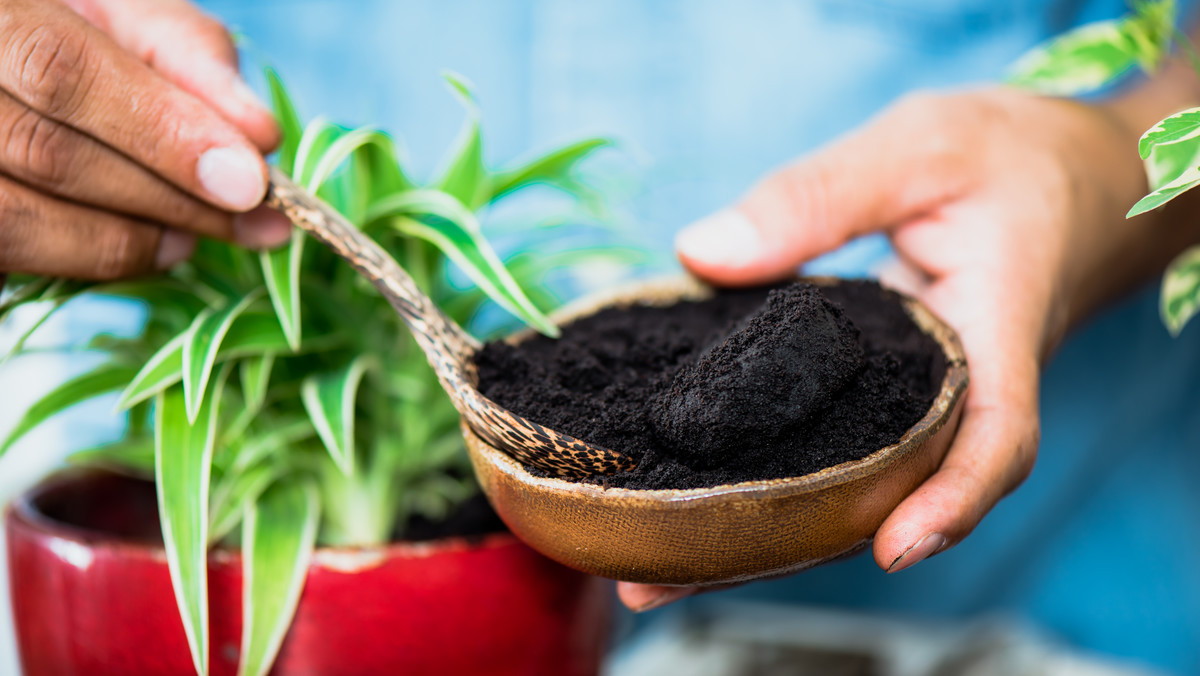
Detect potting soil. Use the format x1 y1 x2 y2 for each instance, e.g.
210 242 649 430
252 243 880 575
474 280 946 489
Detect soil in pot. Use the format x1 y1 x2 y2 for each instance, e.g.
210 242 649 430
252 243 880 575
474 280 947 489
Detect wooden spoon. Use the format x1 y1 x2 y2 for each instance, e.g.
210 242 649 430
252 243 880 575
264 168 636 479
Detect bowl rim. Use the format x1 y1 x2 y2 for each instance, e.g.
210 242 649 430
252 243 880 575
469 274 969 504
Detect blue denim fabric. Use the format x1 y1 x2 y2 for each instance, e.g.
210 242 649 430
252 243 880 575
195 2 1200 672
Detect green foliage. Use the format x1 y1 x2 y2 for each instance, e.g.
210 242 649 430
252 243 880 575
1008 0 1175 95
155 367 230 676
238 481 319 676
1010 0 1200 335
1161 244 1200 335
0 67 639 676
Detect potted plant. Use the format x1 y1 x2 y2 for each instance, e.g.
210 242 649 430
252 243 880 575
1 68 641 676
1010 0 1200 335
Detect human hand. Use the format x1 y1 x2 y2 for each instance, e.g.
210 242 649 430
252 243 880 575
621 87 1169 611
0 0 287 281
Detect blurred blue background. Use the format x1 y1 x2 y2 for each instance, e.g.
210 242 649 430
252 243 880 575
3 0 1200 674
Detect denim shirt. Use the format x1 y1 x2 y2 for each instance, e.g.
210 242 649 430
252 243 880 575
59 0 1200 672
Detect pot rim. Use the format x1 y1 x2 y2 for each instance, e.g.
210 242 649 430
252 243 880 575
471 274 969 503
5 468 516 566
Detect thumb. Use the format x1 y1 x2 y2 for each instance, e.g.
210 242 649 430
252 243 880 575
676 94 968 286
68 0 280 153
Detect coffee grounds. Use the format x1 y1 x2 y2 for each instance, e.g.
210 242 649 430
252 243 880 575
474 280 947 489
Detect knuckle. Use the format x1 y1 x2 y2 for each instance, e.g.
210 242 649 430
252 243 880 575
93 224 150 280
891 91 969 171
11 23 92 118
4 107 73 189
191 16 237 58
0 186 33 270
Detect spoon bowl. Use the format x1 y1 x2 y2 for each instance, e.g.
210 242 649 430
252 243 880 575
464 276 968 585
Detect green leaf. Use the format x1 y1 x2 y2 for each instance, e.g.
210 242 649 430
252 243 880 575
1127 166 1200 216
69 437 155 475
1008 20 1139 95
1139 108 1200 158
435 71 489 209
0 277 53 324
183 290 263 423
240 354 275 414
305 128 398 195
155 365 231 676
490 138 611 200
1125 0 1175 71
293 117 346 185
0 364 137 457
231 418 317 473
1137 108 1200 191
118 313 291 411
301 357 372 476
117 332 189 411
265 67 303 176
1161 244 1200 335
238 481 319 676
208 462 283 545
1144 138 1200 191
262 117 359 350
367 193 559 336
260 235 304 352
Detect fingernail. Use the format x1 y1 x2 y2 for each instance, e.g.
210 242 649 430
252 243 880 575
234 206 293 249
155 230 197 269
675 210 765 268
197 146 267 212
887 532 947 574
632 587 694 613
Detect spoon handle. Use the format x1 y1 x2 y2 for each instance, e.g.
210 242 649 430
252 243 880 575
265 168 638 478
264 168 480 367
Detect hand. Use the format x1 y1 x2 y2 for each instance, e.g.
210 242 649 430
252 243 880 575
0 0 288 281
621 87 1176 611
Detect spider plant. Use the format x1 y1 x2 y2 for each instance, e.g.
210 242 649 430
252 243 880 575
0 69 643 676
1010 0 1200 335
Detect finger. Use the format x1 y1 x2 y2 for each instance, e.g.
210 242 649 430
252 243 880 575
0 0 268 212
0 174 195 279
617 583 696 612
66 0 279 152
873 296 1041 572
0 89 227 236
676 92 975 286
0 90 290 247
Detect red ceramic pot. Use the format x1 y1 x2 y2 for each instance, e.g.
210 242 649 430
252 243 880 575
6 470 612 675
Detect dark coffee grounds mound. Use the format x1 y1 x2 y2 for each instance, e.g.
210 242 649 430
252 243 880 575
474 280 947 489
651 284 864 468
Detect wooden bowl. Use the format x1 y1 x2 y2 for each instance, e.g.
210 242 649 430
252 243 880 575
464 276 969 585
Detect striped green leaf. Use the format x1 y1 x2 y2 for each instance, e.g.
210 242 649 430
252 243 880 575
491 137 611 200
183 290 263 423
118 314 290 411
301 357 371 476
155 364 231 676
1161 244 1200 336
436 71 489 209
238 481 319 676
0 364 138 457
265 67 303 176
367 192 558 336
240 354 275 414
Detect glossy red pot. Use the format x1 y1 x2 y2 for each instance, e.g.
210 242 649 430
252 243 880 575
6 470 612 675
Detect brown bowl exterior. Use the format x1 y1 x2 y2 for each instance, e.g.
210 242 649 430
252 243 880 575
465 276 969 585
